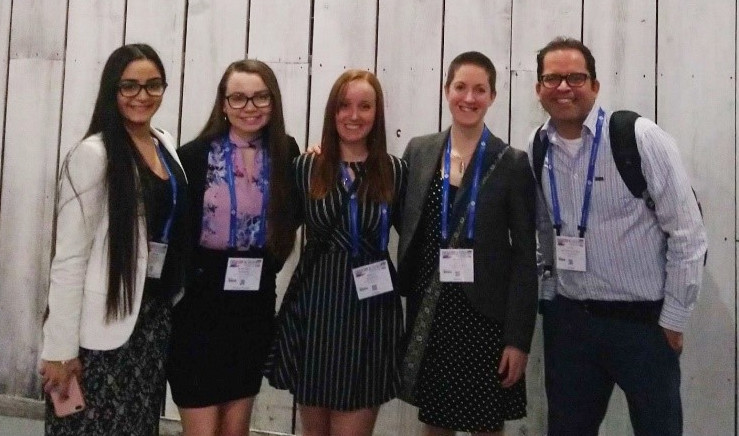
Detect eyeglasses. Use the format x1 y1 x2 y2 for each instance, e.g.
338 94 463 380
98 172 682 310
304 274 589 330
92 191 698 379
118 79 167 97
539 73 590 89
225 92 272 109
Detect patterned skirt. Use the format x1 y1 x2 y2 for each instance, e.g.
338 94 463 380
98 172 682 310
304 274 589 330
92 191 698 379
45 290 171 436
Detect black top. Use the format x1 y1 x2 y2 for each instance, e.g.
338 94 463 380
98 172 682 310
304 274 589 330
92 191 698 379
136 146 189 298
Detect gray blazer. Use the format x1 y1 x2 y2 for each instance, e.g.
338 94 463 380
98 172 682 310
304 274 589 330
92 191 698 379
397 129 538 352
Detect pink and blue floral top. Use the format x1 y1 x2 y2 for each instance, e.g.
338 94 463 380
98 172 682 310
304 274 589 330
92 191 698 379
200 130 267 250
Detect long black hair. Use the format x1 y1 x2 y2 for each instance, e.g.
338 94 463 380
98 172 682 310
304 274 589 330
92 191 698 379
84 43 166 321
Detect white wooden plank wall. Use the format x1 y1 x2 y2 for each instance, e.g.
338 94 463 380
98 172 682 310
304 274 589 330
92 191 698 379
59 1 125 171
0 1 12 174
0 2 736 435
179 0 249 143
125 0 187 139
441 0 512 144
0 0 67 396
657 2 736 435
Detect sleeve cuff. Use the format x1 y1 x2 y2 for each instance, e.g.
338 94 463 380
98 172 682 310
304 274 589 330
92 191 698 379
540 275 557 300
658 296 694 332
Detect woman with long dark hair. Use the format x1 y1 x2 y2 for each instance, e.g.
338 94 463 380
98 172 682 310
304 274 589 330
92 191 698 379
265 69 407 436
167 59 300 436
39 43 188 435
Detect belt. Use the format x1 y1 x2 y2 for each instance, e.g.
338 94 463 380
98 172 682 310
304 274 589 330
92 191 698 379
556 295 663 324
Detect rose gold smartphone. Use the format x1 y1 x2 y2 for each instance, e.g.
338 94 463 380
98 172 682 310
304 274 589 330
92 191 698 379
49 375 86 417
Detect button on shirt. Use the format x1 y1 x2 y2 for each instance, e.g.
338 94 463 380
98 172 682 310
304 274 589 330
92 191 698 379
531 105 707 332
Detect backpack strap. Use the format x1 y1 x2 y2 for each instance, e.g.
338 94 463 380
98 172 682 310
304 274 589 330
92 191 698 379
609 110 655 210
532 126 546 187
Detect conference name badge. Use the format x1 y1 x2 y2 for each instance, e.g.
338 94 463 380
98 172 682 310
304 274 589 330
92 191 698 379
555 236 587 272
352 260 394 300
439 248 474 282
224 257 263 291
146 241 168 279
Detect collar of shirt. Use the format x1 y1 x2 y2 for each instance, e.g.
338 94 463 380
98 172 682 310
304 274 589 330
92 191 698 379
538 104 603 151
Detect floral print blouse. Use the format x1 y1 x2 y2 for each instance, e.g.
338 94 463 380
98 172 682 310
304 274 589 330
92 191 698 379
200 130 267 250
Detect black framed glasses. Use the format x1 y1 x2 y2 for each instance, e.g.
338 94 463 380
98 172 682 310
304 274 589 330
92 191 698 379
539 73 590 89
118 79 167 97
226 92 272 109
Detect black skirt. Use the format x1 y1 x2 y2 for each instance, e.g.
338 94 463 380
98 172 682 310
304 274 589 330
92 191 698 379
167 246 277 408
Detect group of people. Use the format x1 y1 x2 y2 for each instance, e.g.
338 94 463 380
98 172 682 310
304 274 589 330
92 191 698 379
38 35 706 436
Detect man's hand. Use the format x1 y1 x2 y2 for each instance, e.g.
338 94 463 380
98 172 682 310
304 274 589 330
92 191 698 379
498 346 528 388
662 328 683 354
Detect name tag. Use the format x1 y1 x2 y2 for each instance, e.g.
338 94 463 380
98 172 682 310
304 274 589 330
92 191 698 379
439 249 474 282
147 241 168 279
224 257 263 291
352 260 394 300
555 236 587 272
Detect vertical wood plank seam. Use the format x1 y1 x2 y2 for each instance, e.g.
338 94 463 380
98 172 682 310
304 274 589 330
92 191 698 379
506 0 514 144
304 0 317 153
245 0 251 57
654 0 659 124
579 0 585 41
437 0 445 133
734 1 738 434
373 0 380 74
0 0 14 211
176 0 190 146
49 0 72 269
122 0 128 46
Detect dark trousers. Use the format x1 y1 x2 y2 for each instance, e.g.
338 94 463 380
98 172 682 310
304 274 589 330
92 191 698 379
542 296 682 436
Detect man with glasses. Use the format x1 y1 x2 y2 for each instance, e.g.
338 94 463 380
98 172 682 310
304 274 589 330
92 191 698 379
529 37 706 436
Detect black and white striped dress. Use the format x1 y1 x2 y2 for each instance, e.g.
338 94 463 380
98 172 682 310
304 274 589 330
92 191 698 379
265 154 407 410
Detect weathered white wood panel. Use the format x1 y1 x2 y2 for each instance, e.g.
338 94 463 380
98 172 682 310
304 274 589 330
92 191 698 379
377 0 444 158
583 0 656 118
0 0 12 173
309 0 377 147
441 0 512 144
125 0 187 140
59 1 125 166
248 0 311 147
376 2 444 434
246 2 312 433
658 2 736 435
509 0 581 152
0 0 67 395
509 2 580 434
179 0 249 143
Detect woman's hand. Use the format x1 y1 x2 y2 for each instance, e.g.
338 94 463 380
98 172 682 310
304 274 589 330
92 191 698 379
305 143 322 155
40 358 82 397
497 346 528 389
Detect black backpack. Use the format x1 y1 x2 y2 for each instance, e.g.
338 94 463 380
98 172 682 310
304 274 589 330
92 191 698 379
532 110 706 264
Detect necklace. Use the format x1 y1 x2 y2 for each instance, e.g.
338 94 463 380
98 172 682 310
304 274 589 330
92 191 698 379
450 149 473 173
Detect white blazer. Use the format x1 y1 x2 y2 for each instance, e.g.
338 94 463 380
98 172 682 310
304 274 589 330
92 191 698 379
41 128 185 361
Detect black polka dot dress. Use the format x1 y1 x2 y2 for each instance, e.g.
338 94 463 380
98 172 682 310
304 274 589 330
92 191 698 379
407 175 527 433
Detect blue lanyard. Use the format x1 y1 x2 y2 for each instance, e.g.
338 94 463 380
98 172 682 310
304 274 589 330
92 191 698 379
340 163 389 257
154 144 178 244
223 138 270 249
545 108 605 238
441 126 490 242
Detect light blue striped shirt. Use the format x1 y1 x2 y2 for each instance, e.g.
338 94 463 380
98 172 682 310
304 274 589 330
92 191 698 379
530 105 707 332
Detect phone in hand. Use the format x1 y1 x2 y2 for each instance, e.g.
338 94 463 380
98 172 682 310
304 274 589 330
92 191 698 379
49 375 85 417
